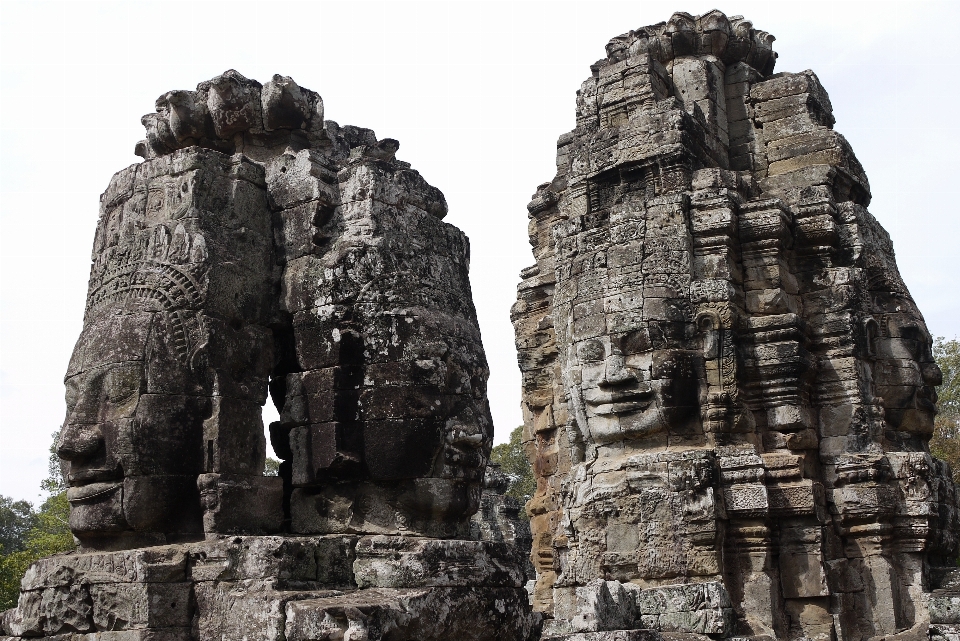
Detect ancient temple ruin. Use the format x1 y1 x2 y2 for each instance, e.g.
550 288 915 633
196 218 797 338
1 70 536 640
2 9 959 641
512 9 960 641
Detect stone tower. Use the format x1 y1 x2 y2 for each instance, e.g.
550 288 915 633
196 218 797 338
2 72 536 641
512 11 959 641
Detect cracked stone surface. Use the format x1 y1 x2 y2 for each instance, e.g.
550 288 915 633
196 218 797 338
1 536 537 640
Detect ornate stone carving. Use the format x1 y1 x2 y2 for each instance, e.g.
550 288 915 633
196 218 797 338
2 72 535 641
57 70 495 548
513 11 958 641
59 150 278 550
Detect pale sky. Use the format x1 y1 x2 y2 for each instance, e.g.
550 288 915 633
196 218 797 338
2 0 958 503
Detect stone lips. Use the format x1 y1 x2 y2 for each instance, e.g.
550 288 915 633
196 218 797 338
513 8 958 641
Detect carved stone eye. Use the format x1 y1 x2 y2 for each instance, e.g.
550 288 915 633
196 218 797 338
901 325 924 345
104 366 141 406
578 339 605 362
64 375 82 411
622 329 651 355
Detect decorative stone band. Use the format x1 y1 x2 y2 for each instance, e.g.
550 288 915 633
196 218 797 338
544 579 734 639
542 633 662 641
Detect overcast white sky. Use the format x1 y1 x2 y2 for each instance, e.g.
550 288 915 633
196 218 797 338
2 0 958 504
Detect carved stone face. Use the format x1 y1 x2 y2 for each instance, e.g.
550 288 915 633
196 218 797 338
58 151 276 547
573 333 697 448
870 293 943 436
422 335 491 485
409 366 492 521
553 201 699 455
284 230 494 535
58 312 206 545
359 314 492 520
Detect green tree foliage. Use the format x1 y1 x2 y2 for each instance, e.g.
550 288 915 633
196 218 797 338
23 492 73 559
0 543 27 611
264 457 280 476
0 497 36 555
490 425 536 507
930 338 960 481
0 431 76 611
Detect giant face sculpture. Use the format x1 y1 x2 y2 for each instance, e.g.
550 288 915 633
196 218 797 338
59 312 208 545
869 292 942 439
361 315 492 523
542 186 720 592
58 150 275 549
552 197 701 457
278 154 495 537
514 12 960 641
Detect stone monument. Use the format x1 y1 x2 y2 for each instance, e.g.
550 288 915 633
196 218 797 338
512 10 960 641
1 71 536 640
3 10 959 641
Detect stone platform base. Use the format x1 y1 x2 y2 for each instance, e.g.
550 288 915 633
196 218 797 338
541 631 663 641
933 624 960 641
0 535 538 641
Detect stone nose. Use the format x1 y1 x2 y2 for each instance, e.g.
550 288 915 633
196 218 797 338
922 362 943 387
599 354 638 387
57 422 104 461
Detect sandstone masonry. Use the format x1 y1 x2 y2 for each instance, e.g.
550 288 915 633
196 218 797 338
1 10 957 641
1 71 536 640
512 10 960 641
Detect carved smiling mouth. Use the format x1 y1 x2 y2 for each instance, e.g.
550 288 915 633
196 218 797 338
917 387 938 414
584 383 655 416
66 464 123 503
441 429 485 480
67 481 122 503
68 465 121 485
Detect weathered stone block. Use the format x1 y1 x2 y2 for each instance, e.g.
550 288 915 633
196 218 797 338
542 632 662 641
284 587 538 641
265 149 337 209
197 474 283 534
932 596 960 624
89 582 192 630
195 580 338 641
354 536 526 589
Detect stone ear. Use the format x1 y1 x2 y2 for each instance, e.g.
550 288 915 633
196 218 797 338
189 338 209 373
864 317 879 360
